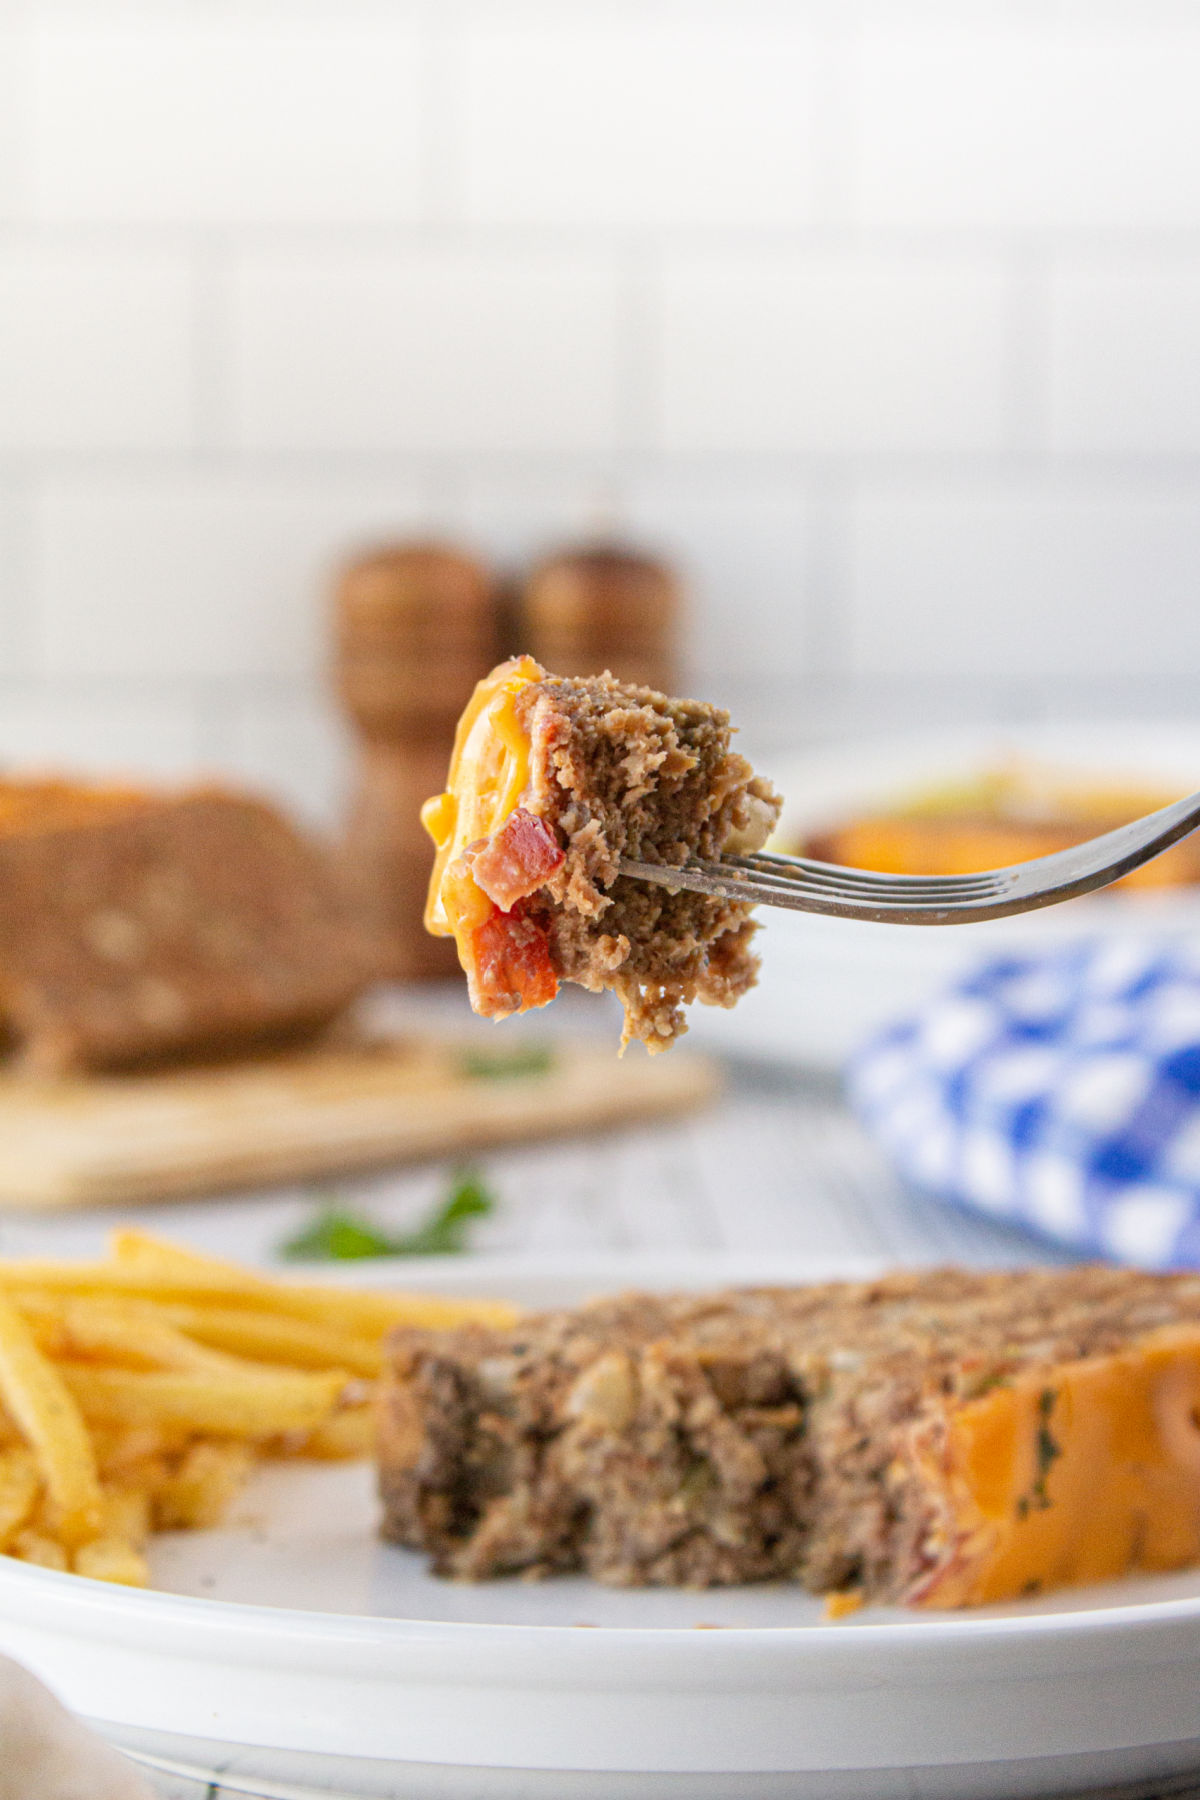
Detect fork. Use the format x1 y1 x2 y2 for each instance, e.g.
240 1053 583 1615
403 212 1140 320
618 788 1200 925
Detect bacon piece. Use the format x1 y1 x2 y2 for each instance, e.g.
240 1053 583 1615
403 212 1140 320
464 901 558 1019
466 808 564 912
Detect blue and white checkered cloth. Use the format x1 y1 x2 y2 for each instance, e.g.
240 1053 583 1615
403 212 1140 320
848 940 1200 1269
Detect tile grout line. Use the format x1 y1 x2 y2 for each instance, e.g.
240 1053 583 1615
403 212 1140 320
417 0 464 236
13 449 1200 485
189 229 233 463
806 1 861 234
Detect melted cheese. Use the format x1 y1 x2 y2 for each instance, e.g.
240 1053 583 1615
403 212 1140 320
913 1326 1200 1607
420 656 542 940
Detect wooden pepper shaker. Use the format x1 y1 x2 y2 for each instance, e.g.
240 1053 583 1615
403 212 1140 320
520 543 680 693
334 544 497 980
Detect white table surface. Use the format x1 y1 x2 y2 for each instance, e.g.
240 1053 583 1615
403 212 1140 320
0 984 1063 1278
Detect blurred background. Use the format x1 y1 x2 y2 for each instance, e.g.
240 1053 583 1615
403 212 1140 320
3 3 1200 820
0 1 1199 1265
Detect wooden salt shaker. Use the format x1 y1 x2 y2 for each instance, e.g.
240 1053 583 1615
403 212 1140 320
334 544 497 980
520 543 680 693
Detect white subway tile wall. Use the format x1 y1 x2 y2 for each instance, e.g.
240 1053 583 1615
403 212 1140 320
857 25 1200 231
623 477 812 690
32 22 425 225
0 247 193 451
229 251 623 454
1049 263 1200 455
0 693 201 781
656 254 1013 455
0 25 25 225
461 21 819 229
849 487 1200 681
36 476 426 680
0 1 1196 825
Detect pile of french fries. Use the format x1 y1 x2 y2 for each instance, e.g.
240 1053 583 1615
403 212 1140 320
0 1229 516 1587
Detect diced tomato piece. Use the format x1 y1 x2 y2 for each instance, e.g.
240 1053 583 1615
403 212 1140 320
465 900 558 1018
466 808 564 911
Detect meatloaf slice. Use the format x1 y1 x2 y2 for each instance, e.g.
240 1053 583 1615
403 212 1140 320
378 1266 1200 1608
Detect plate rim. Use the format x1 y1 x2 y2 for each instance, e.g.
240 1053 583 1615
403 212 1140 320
10 1543 1200 1659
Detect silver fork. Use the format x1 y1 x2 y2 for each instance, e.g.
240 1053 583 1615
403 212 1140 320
618 788 1200 924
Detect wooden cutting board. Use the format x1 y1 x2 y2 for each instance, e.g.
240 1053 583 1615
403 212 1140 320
0 1037 720 1209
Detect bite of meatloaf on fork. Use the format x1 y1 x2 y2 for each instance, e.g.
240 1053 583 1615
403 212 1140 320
421 657 781 1050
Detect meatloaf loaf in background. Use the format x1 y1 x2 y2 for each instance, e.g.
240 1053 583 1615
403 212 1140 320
379 1266 1200 1608
0 786 377 1074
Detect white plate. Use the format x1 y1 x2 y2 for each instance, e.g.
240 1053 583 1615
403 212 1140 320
3 1254 1200 1798
688 721 1200 1072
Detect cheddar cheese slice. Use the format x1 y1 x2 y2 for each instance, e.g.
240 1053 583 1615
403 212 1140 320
909 1327 1200 1606
421 656 541 942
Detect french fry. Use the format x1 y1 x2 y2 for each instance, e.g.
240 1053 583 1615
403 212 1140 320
0 1260 513 1332
0 1227 517 1589
0 1292 102 1546
60 1365 348 1438
14 1294 251 1375
0 1232 516 1333
72 1537 148 1587
285 1403 376 1461
110 1230 255 1281
89 1423 173 1482
155 1441 253 1531
154 1303 383 1379
99 1480 153 1549
0 1262 266 1305
108 1230 519 1333
10 1528 67 1571
0 1447 40 1549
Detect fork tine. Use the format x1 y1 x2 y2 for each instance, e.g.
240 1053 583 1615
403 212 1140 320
620 857 986 911
713 866 1015 910
723 853 1007 899
618 785 1200 923
618 858 1005 919
730 848 1003 886
713 872 1003 906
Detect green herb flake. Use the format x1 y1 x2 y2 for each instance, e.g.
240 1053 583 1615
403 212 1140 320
277 1207 397 1262
279 1167 497 1262
1033 1387 1062 1507
962 1367 1013 1401
1013 1389 1063 1518
458 1045 555 1081
679 1460 716 1506
392 1168 496 1257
